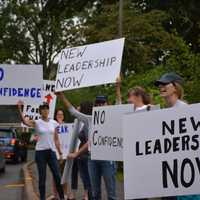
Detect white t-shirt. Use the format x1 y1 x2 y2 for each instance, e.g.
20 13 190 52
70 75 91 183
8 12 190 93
35 119 59 151
173 99 187 107
135 105 148 112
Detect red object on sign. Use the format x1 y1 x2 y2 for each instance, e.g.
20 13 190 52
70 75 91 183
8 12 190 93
45 93 53 104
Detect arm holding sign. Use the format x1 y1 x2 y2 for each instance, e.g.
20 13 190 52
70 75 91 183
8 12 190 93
17 101 36 127
56 92 91 125
116 76 122 104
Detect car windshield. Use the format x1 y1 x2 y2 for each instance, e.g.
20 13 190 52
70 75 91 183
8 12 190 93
0 131 13 138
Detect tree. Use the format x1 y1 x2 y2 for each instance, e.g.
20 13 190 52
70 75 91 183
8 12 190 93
80 0 200 104
133 0 200 52
83 0 188 74
0 0 96 78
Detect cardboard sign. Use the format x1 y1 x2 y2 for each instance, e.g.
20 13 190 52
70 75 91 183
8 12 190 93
23 80 56 121
91 104 159 161
55 123 74 159
91 104 133 161
55 38 125 91
123 103 200 199
0 64 43 105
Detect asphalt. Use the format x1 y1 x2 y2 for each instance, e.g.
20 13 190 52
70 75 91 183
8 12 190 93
0 150 34 200
31 161 124 200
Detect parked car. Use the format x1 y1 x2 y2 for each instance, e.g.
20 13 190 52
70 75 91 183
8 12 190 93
0 144 6 172
0 128 27 163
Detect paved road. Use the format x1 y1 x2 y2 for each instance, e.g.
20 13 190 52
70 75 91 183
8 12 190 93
0 162 24 200
31 161 124 200
0 150 34 200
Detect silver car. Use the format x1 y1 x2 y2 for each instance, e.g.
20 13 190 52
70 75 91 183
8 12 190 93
0 143 6 172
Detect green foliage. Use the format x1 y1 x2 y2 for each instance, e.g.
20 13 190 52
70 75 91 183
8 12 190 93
133 0 200 52
0 0 96 78
0 0 200 108
79 0 200 105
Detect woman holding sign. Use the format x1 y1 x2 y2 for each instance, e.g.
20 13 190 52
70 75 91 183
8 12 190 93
52 108 76 200
56 92 117 200
155 72 200 200
17 102 65 200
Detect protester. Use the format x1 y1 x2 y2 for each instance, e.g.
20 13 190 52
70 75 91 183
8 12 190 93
76 102 93 200
116 77 153 112
116 78 153 200
68 158 79 200
61 116 90 200
56 92 117 200
127 86 152 110
52 109 68 200
17 101 65 200
155 72 200 200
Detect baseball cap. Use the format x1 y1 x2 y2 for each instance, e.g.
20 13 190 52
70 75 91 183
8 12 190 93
155 72 183 86
95 95 108 104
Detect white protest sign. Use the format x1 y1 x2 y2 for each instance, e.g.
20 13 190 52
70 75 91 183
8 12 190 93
55 123 74 159
0 64 43 105
123 103 200 199
91 104 160 161
23 80 57 121
55 38 125 91
91 104 133 161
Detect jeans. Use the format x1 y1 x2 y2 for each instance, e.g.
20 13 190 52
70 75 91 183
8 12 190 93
71 158 78 190
78 158 91 190
88 159 117 200
35 149 64 200
78 157 92 199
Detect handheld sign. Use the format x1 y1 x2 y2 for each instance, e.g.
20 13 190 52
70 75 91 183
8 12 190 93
55 38 125 91
0 64 43 105
123 103 200 199
55 123 74 159
91 104 133 161
91 104 159 161
23 80 57 121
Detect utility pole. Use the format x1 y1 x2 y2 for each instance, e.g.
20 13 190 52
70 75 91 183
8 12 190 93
119 0 123 37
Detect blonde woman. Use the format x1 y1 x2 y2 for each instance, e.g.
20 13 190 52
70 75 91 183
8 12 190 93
155 72 200 200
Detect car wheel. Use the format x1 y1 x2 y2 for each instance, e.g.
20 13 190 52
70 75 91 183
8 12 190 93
0 165 5 173
2 166 5 173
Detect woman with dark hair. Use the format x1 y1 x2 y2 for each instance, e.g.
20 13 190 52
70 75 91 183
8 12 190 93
17 102 65 200
155 72 200 200
77 101 93 200
61 102 93 200
52 108 72 200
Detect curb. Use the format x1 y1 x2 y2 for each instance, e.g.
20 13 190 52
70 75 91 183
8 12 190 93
22 160 39 200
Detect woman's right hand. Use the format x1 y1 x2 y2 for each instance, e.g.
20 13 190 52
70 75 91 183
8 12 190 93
55 91 72 109
17 100 24 110
116 76 121 87
55 91 65 99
